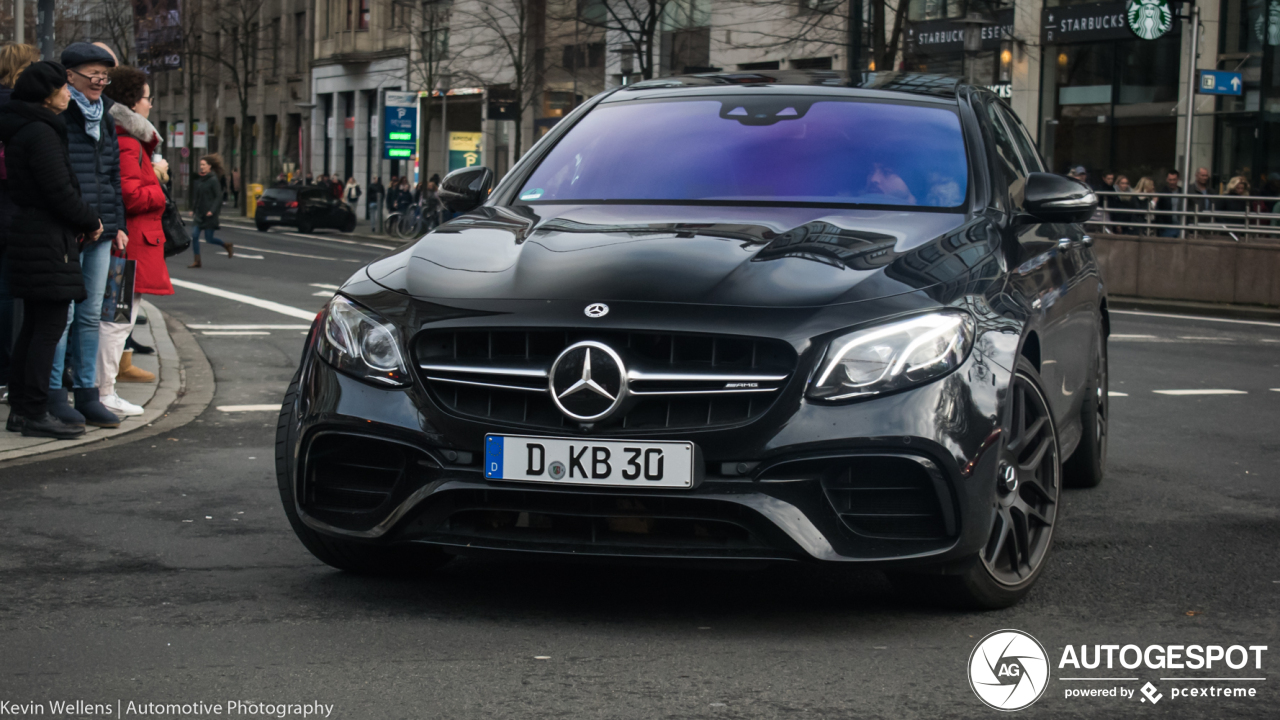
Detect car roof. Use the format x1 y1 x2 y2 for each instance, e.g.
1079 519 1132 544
608 71 967 104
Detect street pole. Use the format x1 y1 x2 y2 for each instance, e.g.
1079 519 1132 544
847 0 862 76
16 0 23 45
1180 2 1200 238
37 0 53 60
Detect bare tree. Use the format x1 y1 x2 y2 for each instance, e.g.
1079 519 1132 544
91 0 137 65
719 0 908 74
449 0 548 157
189 0 268 215
565 0 676 81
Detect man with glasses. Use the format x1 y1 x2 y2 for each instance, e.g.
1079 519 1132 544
43 42 128 428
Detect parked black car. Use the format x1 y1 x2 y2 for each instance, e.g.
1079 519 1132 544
256 185 357 233
276 72 1107 609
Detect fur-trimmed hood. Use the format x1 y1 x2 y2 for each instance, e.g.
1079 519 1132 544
108 102 162 153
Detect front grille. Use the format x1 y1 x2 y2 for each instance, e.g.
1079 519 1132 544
409 488 791 558
819 457 949 539
299 434 438 531
415 329 796 432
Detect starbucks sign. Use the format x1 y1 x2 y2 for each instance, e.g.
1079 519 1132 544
1127 0 1173 40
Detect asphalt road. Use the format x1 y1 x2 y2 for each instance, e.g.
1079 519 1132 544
1 223 1277 719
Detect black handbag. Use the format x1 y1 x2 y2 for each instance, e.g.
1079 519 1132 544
160 182 191 258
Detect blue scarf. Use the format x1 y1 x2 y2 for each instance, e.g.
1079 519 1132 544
69 86 103 141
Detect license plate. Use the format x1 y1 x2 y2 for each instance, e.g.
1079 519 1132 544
264 214 280 220
484 434 695 489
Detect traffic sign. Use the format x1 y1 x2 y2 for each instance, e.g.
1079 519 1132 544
1198 70 1243 96
383 91 418 160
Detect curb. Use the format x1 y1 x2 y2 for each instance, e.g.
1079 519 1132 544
1110 295 1280 321
0 303 216 465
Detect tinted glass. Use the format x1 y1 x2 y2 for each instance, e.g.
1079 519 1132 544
981 99 1026 204
518 97 968 208
998 104 1044 173
263 188 298 200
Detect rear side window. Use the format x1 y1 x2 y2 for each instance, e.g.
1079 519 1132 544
997 104 1044 173
517 97 969 209
263 188 297 201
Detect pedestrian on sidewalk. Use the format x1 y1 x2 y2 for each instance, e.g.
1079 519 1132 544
0 61 103 438
344 176 361 207
367 176 384 232
330 175 343 201
189 154 233 268
1153 170 1183 238
0 43 40 405
45 42 128 429
98 65 171 417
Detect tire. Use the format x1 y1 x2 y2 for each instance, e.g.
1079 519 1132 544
256 222 269 232
889 357 1061 610
296 219 313 234
275 371 452 575
1064 327 1107 488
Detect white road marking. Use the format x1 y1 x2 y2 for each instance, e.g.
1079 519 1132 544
1272 389 1280 393
1178 336 1227 341
281 231 358 244
1153 389 1248 396
201 331 270 336
309 283 341 290
1111 334 1157 339
1108 391 1129 397
233 244 360 262
234 253 265 259
217 405 280 412
312 291 332 297
187 324 311 330
1112 309 1280 328
170 279 317 320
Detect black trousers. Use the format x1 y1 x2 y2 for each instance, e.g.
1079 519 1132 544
8 298 71 417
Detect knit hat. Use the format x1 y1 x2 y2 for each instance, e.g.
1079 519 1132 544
12 60 68 102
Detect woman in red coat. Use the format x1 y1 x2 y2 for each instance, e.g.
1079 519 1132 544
96 65 172 416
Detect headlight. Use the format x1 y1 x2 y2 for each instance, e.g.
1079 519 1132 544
316 295 411 387
807 311 975 402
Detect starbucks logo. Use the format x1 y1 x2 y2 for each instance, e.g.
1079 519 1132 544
1255 2 1280 46
1127 0 1173 41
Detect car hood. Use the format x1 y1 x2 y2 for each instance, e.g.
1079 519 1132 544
364 204 994 308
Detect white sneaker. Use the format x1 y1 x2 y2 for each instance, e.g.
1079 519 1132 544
101 393 144 416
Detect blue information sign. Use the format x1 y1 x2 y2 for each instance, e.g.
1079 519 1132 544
383 91 418 159
1198 70 1243 96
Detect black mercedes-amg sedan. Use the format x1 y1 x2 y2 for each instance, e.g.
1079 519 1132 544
277 72 1107 609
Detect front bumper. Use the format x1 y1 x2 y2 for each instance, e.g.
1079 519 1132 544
282 332 1014 567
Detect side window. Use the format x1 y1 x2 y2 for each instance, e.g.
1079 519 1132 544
998 104 1045 173
979 98 1027 208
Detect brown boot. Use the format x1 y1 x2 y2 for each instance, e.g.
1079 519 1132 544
188 255 202 268
117 350 156 383
225 242 234 258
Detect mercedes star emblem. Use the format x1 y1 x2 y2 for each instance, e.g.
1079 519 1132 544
584 303 609 318
548 341 627 422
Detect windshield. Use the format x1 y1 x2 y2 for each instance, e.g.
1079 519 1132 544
263 188 298 200
517 97 968 209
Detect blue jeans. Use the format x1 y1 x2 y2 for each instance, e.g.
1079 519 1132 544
192 222 226 255
49 237 111 390
368 201 381 231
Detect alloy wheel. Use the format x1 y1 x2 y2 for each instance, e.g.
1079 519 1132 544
983 372 1060 586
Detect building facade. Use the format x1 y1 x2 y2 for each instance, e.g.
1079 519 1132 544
151 0 315 207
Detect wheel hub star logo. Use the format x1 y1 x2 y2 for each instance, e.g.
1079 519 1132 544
549 341 627 422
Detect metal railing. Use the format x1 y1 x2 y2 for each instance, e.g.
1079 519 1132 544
1085 190 1280 241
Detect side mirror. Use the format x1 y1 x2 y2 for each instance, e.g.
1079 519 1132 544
438 166 494 214
1019 172 1097 224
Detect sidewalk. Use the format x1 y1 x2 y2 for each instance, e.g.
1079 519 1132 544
0 300 182 461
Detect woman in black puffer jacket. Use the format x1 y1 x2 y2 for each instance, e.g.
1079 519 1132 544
0 61 102 438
